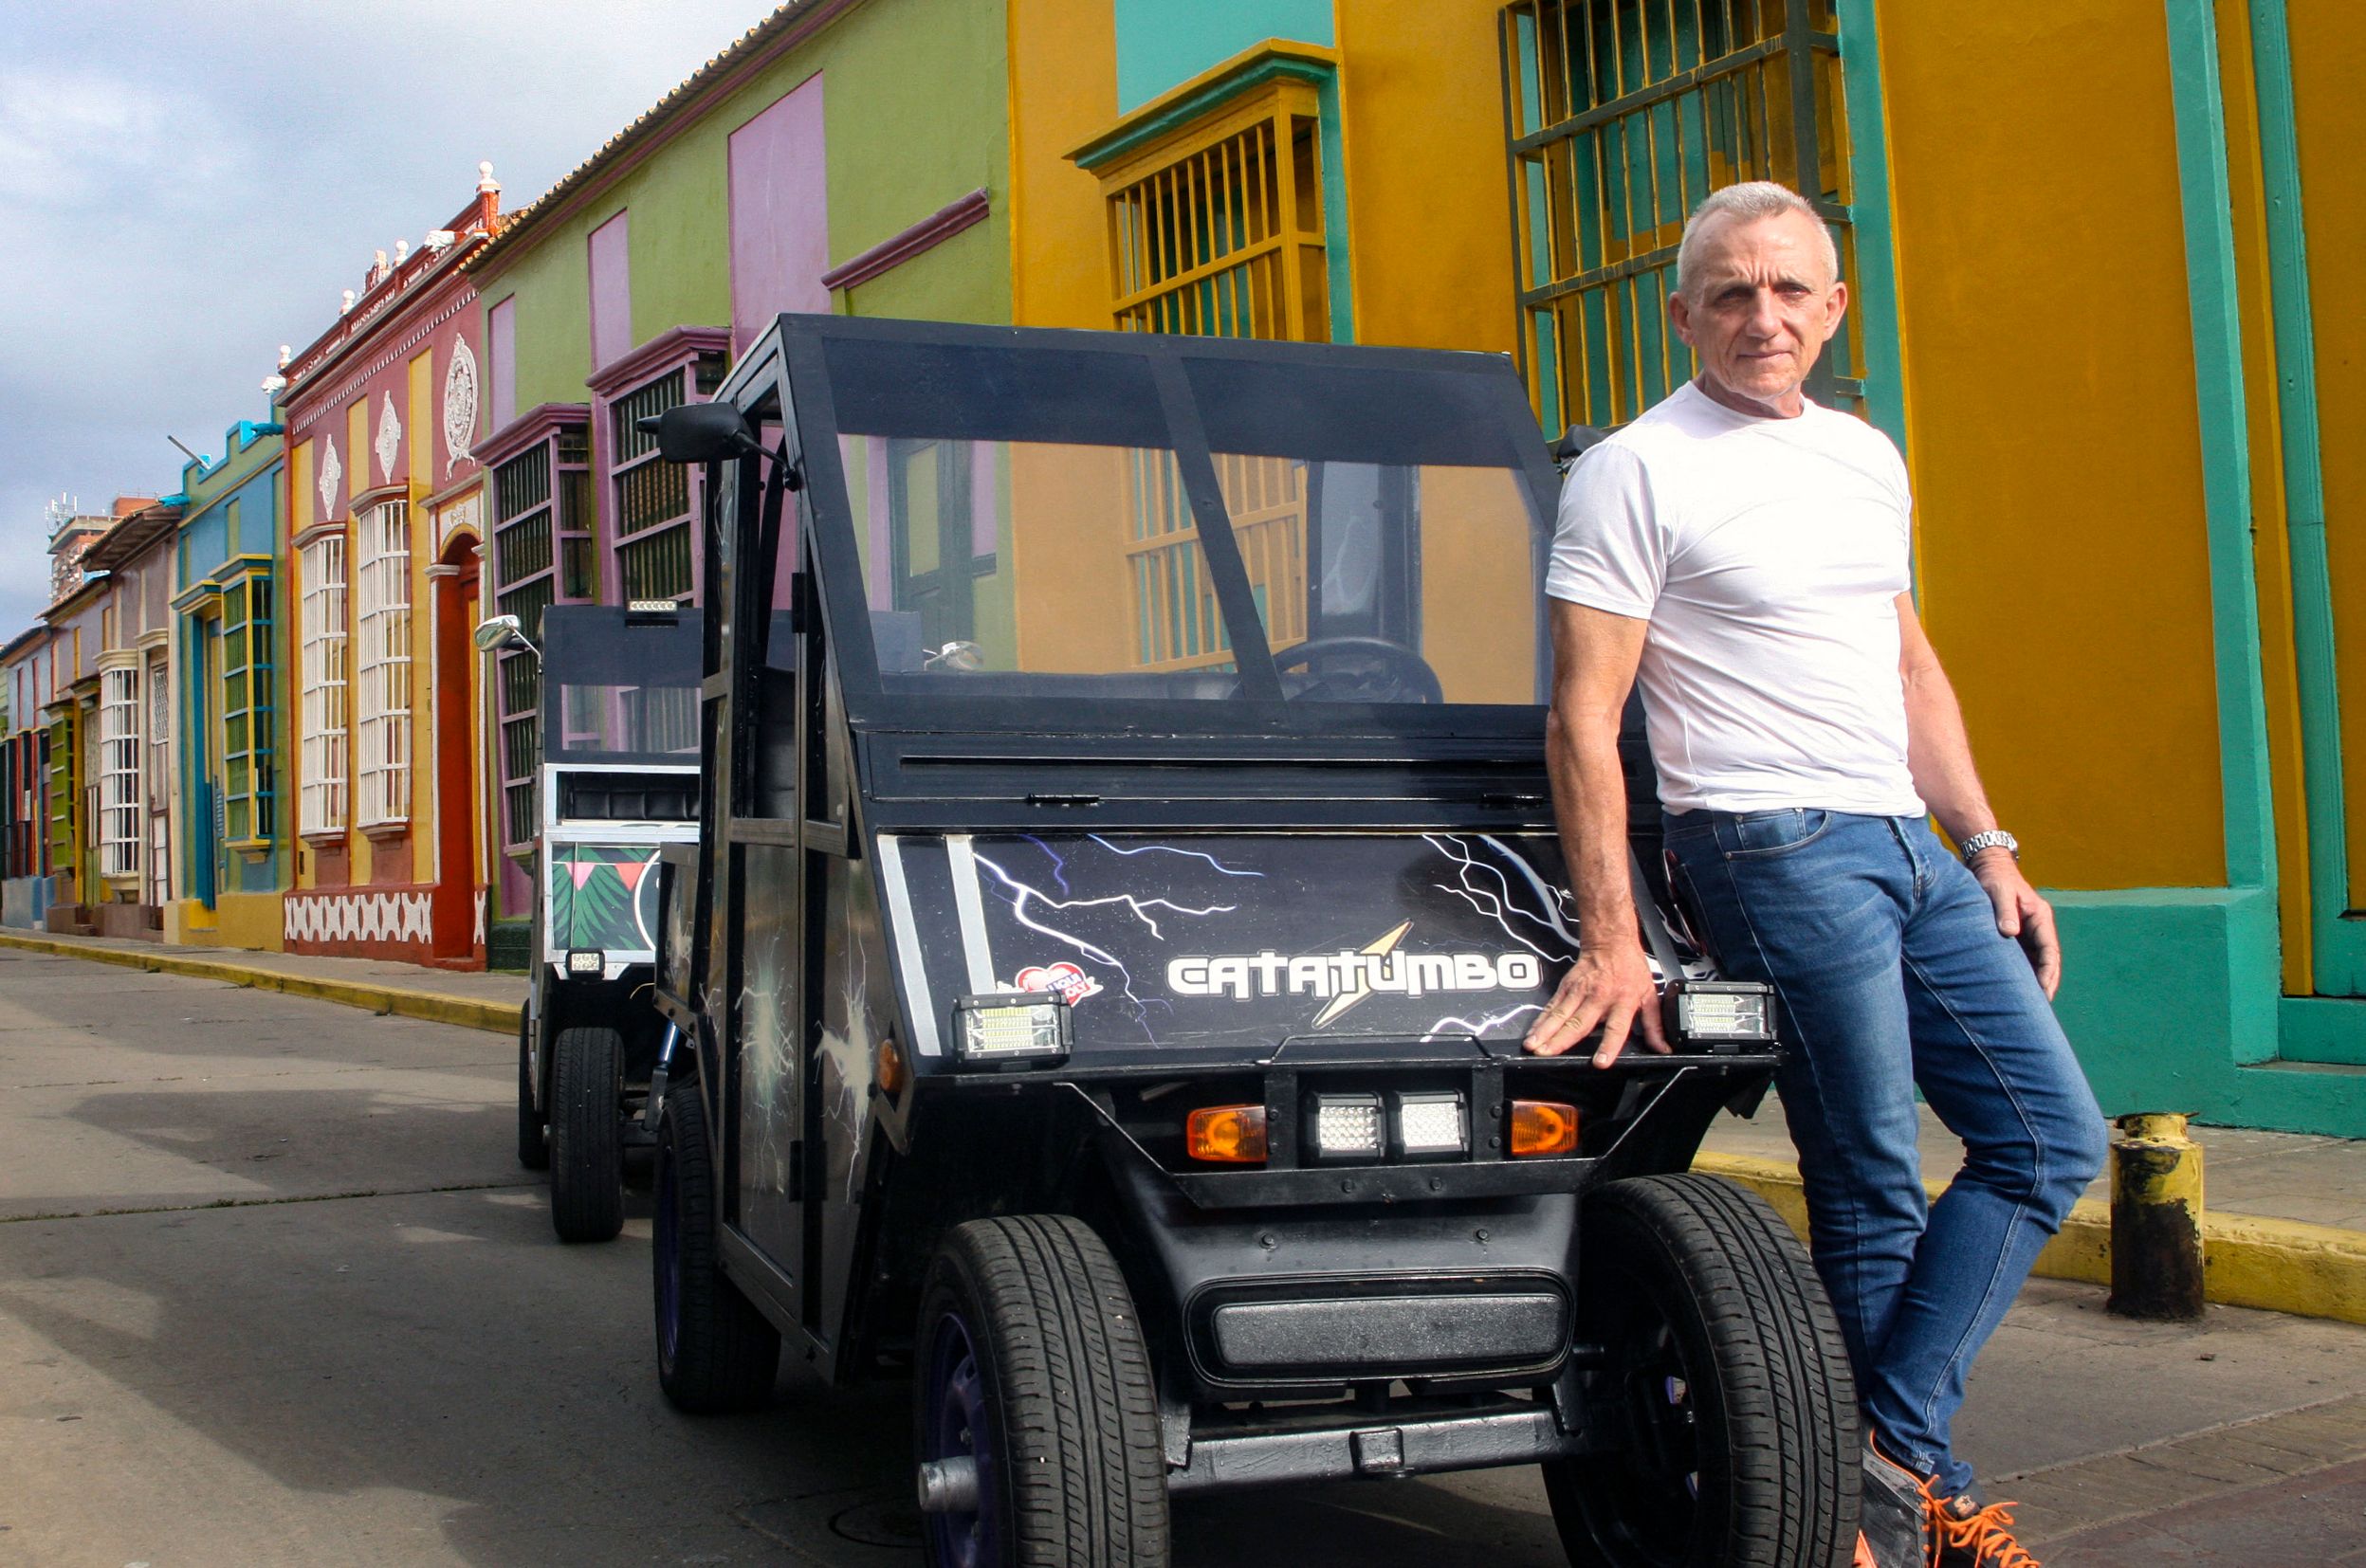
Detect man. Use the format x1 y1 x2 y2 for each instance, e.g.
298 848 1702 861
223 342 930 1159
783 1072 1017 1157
1524 180 2106 1568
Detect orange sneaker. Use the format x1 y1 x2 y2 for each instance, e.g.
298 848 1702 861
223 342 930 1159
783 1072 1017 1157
1929 1489 2043 1568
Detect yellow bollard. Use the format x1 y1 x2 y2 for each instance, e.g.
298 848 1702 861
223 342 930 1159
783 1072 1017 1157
2106 1112 2206 1321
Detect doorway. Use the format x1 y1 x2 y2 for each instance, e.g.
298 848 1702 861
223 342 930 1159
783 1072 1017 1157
431 539 485 962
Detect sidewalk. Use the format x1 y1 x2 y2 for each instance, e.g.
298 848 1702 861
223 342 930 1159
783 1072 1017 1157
0 926 524 1034
1698 1092 2366 1330
4 923 2361 1328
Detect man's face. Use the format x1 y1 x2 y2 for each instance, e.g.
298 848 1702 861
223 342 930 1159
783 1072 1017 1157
1667 210 1847 414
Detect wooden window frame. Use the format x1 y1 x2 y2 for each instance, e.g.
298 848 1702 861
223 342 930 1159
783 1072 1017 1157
217 569 276 850
354 501 413 830
297 530 350 837
97 663 141 881
1084 78 1332 342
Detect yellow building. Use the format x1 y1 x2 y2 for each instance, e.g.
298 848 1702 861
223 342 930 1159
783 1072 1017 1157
1002 0 2366 1135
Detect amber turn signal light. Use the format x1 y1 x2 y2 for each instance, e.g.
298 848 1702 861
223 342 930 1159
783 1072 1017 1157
1186 1103 1269 1164
1509 1100 1580 1157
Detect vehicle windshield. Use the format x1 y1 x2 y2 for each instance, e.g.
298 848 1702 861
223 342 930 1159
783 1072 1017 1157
812 331 1551 715
539 606 702 762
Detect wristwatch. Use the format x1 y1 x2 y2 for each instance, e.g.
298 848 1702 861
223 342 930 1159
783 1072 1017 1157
1959 829 2018 862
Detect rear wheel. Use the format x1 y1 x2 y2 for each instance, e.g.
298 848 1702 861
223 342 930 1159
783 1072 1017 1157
1546 1174 1858 1568
548 1024 625 1243
515 1012 548 1171
915 1215 1168 1568
653 1078 779 1413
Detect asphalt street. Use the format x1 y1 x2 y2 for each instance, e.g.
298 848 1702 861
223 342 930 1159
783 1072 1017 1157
3 946 2363 1566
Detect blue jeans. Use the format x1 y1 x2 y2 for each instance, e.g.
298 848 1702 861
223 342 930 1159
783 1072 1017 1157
1662 809 2107 1495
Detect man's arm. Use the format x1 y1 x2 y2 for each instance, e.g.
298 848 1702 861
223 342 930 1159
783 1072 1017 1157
1524 599 1670 1064
1896 593 2062 997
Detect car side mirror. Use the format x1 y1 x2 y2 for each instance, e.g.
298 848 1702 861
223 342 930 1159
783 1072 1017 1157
474 613 537 656
1550 424 1609 467
637 401 761 464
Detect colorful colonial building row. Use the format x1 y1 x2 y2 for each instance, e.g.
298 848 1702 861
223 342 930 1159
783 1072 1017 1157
2 0 2362 1137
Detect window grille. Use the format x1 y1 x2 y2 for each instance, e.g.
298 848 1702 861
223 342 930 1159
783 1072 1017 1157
298 534 350 834
355 501 412 827
1500 0 1858 429
98 666 140 879
490 423 590 852
218 574 275 845
1103 85 1330 341
610 372 693 602
500 651 539 850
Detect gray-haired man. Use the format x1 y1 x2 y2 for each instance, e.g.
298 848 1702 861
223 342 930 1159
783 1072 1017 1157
1526 181 2106 1568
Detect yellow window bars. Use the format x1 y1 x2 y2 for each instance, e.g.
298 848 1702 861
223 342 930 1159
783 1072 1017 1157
1100 81 1330 343
1501 0 1862 430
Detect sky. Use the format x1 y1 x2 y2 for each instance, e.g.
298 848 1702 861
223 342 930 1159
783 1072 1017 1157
0 0 779 638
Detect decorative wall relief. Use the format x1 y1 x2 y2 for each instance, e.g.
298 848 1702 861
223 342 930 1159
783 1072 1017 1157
443 336 479 478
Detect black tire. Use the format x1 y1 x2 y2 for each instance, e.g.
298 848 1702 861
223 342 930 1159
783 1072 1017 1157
515 1012 548 1171
915 1215 1168 1567
548 1024 625 1243
653 1078 780 1413
1547 1174 1858 1568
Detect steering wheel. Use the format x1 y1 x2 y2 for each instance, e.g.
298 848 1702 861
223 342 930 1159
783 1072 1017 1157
1269 636 1445 704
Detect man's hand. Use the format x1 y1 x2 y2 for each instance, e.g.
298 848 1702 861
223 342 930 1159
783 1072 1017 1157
1523 939 1670 1067
1969 848 2061 999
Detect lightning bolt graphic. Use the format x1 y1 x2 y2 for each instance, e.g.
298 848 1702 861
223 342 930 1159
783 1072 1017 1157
1310 919 1413 1029
1423 833 1580 962
1087 837 1266 877
1421 1002 1546 1044
1021 835 1073 898
971 849 1238 1032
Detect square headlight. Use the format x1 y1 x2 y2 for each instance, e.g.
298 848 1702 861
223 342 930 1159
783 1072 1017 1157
952 992 1073 1065
1393 1090 1468 1158
1308 1093 1385 1161
566 949 605 975
1671 981 1775 1043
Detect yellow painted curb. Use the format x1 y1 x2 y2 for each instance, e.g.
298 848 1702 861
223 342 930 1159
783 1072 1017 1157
0 930 520 1036
1693 1151 2366 1329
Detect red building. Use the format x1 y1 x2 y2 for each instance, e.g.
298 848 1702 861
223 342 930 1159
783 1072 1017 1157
273 166 504 965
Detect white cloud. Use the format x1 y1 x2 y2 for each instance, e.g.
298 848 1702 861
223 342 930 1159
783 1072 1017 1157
0 67 241 210
0 0 769 637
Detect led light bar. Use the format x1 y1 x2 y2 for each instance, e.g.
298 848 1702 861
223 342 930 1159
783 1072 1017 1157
951 991 1073 1065
1310 1093 1385 1160
566 949 605 975
1393 1091 1467 1158
1667 980 1776 1044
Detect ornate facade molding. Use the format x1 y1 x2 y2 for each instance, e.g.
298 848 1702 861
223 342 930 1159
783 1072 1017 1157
375 393 404 484
473 401 591 472
317 439 343 517
284 291 476 440
819 188 991 292
586 324 733 398
443 335 480 477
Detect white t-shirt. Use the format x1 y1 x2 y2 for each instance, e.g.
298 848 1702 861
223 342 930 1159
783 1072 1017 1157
1545 381 1924 817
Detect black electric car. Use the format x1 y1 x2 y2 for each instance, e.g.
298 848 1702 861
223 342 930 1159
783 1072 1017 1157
480 602 701 1242
638 315 1859 1567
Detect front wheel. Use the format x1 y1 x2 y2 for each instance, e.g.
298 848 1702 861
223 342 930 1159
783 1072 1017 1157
1546 1174 1859 1568
548 1024 625 1243
653 1078 780 1413
915 1215 1168 1568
